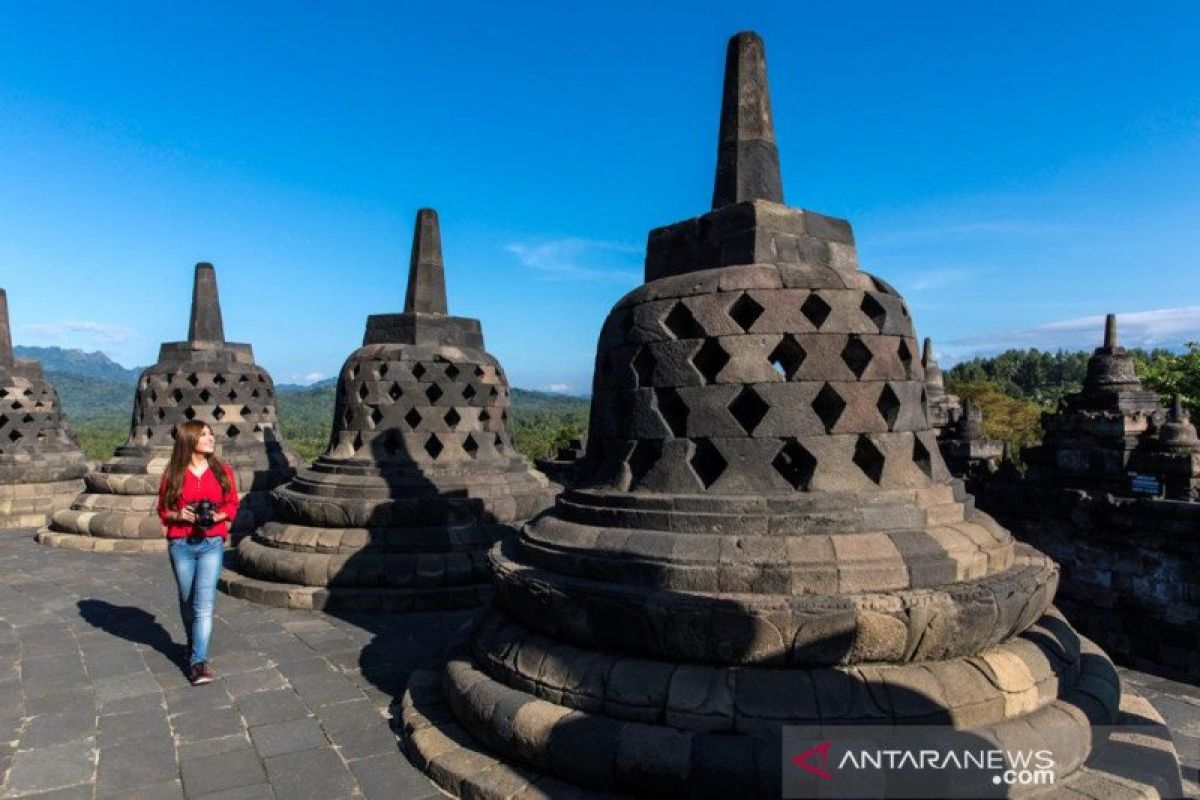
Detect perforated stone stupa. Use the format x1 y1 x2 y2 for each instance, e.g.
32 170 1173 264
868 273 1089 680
0 289 88 528
220 209 554 611
400 33 1183 799
37 263 299 551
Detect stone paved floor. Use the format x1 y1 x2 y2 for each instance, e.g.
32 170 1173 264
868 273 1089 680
0 530 461 799
0 529 1197 799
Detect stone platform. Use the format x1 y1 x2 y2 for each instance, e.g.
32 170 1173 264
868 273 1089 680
0 530 454 799
0 528 1195 799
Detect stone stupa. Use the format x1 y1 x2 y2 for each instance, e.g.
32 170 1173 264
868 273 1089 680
400 33 1183 799
1129 395 1200 500
220 209 554 611
1026 314 1164 493
37 263 300 551
923 337 961 434
0 289 89 528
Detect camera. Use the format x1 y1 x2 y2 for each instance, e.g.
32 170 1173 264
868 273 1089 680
191 499 218 532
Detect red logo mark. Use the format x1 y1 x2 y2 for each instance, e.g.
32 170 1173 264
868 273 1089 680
792 740 834 781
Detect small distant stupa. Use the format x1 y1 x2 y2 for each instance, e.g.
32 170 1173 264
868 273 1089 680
38 263 300 551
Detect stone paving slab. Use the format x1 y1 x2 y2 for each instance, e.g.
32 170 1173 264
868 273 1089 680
0 528 1196 799
0 529 464 799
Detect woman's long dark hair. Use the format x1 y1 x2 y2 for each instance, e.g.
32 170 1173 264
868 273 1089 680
164 421 232 509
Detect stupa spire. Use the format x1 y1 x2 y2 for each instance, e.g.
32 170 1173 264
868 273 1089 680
403 208 448 316
922 336 934 367
1103 313 1118 349
0 288 13 366
187 263 225 343
711 31 783 209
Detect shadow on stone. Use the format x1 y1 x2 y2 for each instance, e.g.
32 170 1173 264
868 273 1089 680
76 599 186 668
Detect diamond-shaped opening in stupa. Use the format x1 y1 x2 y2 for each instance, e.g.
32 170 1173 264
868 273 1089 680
841 335 874 379
769 334 806 380
728 386 770 435
689 438 727 489
691 338 730 384
773 438 817 490
728 293 765 333
876 384 902 431
663 301 706 340
800 293 832 329
860 294 887 332
853 435 886 484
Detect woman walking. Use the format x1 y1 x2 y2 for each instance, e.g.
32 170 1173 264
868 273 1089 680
156 420 239 686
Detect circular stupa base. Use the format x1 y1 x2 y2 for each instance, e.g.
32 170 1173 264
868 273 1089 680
38 486 274 553
400 623 1185 800
217 567 491 612
0 478 85 530
401 674 1182 800
34 528 170 553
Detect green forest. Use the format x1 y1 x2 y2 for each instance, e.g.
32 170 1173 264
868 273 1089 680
945 343 1200 450
63 380 588 463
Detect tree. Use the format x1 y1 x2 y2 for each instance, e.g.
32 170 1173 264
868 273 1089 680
945 379 1044 451
1135 342 1200 418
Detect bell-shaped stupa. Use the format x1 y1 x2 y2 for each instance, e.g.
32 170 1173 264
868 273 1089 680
0 289 89 528
220 210 554 610
37 263 299 551
400 33 1182 799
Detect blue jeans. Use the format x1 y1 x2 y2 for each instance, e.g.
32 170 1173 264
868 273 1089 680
168 537 224 666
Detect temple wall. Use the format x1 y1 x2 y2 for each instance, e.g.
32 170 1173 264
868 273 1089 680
974 479 1200 682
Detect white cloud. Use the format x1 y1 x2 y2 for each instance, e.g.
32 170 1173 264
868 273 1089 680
287 371 327 385
891 268 971 293
20 320 135 344
941 307 1200 364
545 383 572 393
506 238 641 283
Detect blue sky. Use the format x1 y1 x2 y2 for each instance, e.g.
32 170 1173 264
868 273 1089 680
2 2 1198 392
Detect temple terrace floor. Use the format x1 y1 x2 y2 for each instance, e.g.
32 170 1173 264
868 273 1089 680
0 530 1196 800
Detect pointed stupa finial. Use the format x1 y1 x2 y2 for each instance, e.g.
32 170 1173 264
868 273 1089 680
922 337 934 368
188 263 225 343
1103 313 1118 349
0 289 12 366
711 31 783 209
404 209 448 316
1171 394 1185 421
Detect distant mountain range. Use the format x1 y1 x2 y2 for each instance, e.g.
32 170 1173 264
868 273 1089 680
14 345 143 383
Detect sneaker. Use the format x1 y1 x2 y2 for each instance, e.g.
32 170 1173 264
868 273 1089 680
189 662 214 686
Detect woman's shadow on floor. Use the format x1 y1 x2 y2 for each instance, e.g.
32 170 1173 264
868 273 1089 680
76 599 188 669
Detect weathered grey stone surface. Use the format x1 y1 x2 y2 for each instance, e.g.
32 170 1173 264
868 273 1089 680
0 529 454 799
222 209 553 610
37 263 299 552
939 398 1004 480
403 32 1184 798
535 436 587 492
1129 395 1200 501
923 337 962 434
0 289 88 528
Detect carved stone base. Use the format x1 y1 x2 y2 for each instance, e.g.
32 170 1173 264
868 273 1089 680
401 614 1185 799
0 478 84 529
